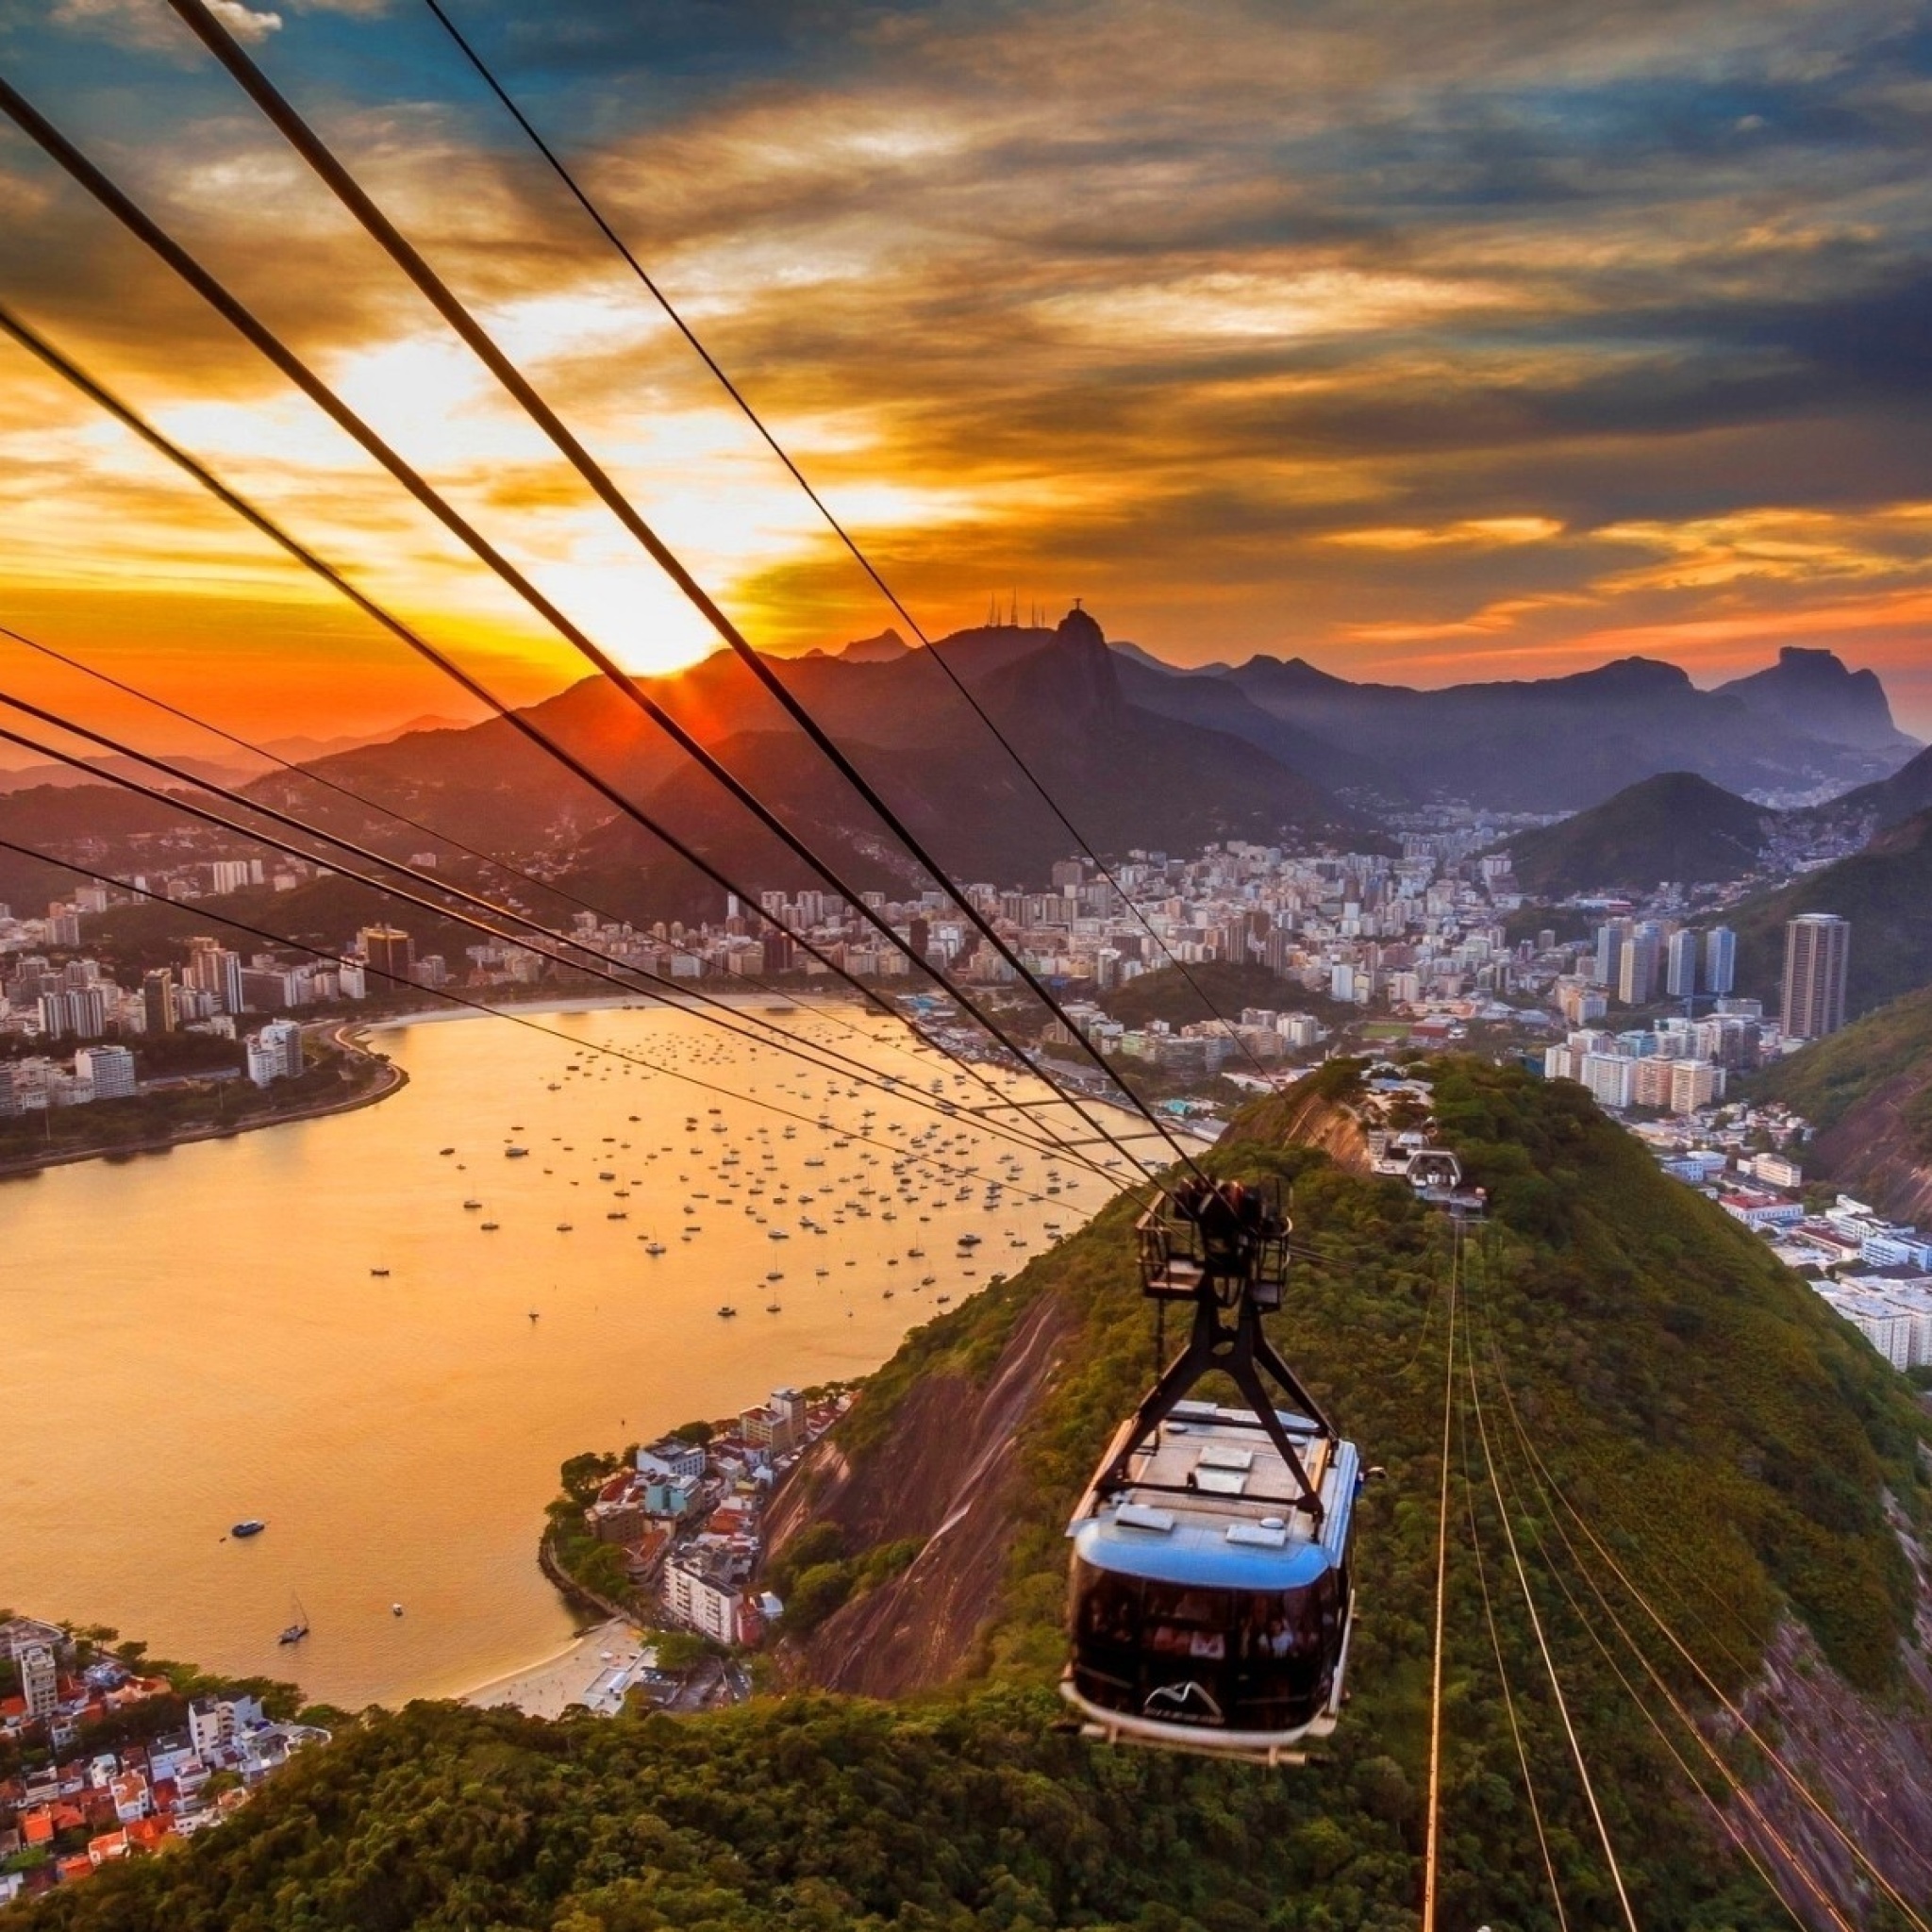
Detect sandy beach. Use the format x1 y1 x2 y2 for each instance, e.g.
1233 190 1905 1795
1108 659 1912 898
462 1617 657 1719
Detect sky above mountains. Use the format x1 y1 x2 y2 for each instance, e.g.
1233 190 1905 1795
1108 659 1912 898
0 0 1929 742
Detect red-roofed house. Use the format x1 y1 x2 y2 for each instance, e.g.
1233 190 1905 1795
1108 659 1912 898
57 1855 92 1885
21 1808 54 1848
86 1829 128 1868
125 1816 174 1854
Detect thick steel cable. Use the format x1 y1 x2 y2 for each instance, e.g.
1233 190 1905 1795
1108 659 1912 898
417 0 1284 1094
0 616 894 1040
0 297 1121 1178
0 835 1084 1206
0 105 1147 1184
0 705 1123 1182
1482 1305 1932 1932
159 0 1204 1176
1456 1380 1570 1931
1419 1221 1459 1932
1464 1300 1642 1932
1474 1329 1848 1932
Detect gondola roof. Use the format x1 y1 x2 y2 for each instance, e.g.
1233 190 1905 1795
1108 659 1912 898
1072 1401 1357 1590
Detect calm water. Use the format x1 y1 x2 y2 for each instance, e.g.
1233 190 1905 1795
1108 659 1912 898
0 1001 1157 1709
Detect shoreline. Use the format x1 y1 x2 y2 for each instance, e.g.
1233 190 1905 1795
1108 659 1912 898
459 1616 647 1718
0 1032 408 1186
350 987 858 1036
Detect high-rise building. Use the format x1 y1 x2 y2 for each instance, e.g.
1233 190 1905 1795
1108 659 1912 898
186 936 244 1013
20 1641 57 1721
260 1018 304 1079
1665 928 1699 999
75 1044 137 1100
1781 914 1850 1041
142 967 176 1035
1618 927 1659 1006
1705 925 1737 997
1593 920 1630 987
358 926 414 989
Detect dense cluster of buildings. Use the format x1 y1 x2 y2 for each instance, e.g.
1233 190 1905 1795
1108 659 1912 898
570 1388 848 1648
1624 1093 1932 1372
0 1620 325 1907
0 913 462 1117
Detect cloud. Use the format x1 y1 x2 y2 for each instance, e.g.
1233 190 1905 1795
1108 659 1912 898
0 0 1929 726
47 0 281 47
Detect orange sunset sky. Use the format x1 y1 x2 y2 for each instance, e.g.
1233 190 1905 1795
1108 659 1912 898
1 0 1930 751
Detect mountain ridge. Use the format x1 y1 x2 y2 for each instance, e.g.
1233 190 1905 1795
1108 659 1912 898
1114 641 1919 808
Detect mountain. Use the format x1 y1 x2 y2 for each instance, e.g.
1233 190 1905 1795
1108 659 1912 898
0 717 475 796
1819 742 1932 836
1109 651 1402 797
1116 644 1920 810
24 1060 1924 1930
827 629 910 664
0 752 257 796
257 609 1357 910
1731 805 1932 1018
1754 986 1932 1224
1501 771 1777 896
0 783 200 912
1713 646 1914 752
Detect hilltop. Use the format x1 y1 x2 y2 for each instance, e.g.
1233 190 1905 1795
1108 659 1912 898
22 1060 1928 1931
1755 984 1932 1224
1500 770 1774 896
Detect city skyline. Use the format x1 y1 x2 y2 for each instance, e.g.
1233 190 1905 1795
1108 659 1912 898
1 0 1930 747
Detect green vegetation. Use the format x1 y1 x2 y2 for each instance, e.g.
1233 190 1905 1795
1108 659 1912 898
1731 806 1932 1017
1098 960 1351 1033
1499 771 1771 897
16 1062 1926 1931
761 1526 924 1637
1752 982 1932 1136
543 1452 635 1608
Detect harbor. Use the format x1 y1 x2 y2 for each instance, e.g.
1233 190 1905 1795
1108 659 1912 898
0 1000 1183 1709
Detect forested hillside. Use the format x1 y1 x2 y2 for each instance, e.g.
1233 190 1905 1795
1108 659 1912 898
1755 986 1932 1222
17 1062 1928 1932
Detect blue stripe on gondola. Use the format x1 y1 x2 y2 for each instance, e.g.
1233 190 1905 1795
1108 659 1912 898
1073 1439 1358 1591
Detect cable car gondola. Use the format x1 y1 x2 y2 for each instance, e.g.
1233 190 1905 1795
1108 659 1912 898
1062 1178 1362 1766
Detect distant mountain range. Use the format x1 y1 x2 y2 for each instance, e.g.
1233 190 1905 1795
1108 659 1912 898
0 714 473 796
251 608 1354 915
6 617 1924 926
1109 641 1919 810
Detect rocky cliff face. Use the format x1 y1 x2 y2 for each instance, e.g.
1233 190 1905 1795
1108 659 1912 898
761 1288 1080 1696
1807 1068 1932 1225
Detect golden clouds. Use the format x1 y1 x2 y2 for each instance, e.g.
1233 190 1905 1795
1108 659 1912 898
0 0 1925 736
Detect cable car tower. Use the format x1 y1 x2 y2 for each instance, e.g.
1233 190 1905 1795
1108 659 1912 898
1062 1178 1361 1765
